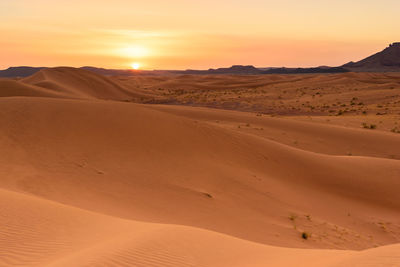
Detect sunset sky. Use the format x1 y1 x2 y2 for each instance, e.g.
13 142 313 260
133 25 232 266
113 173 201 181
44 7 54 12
1 0 399 70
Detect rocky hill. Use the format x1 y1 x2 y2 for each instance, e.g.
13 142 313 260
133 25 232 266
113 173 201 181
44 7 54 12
343 42 400 71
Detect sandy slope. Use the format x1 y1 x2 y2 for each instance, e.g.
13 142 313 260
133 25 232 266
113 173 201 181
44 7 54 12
1 98 399 247
0 68 400 266
1 188 399 267
147 104 400 159
21 67 152 101
0 79 70 98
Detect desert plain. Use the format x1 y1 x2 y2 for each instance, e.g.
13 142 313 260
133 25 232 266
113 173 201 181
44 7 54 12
0 67 400 266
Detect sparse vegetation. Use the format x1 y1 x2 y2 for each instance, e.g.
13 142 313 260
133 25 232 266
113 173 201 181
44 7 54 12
362 123 377 129
301 232 310 240
391 127 400 133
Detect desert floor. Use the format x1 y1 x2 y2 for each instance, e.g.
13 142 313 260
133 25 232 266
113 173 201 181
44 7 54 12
0 68 399 266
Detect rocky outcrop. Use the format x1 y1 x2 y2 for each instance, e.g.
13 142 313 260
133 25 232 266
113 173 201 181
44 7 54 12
343 42 400 71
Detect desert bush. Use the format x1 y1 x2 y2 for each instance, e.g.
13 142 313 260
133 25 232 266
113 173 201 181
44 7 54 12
301 232 310 240
362 123 376 129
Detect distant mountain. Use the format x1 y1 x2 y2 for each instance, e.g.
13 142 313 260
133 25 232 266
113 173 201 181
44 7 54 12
181 65 263 75
81 66 173 76
262 67 348 74
343 42 400 71
0 66 160 78
81 66 135 76
208 65 263 74
5 43 400 78
0 65 349 78
0 67 45 78
180 65 348 75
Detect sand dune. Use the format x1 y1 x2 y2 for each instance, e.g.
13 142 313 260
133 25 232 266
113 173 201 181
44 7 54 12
0 79 70 98
148 104 400 159
1 97 399 248
0 68 399 266
1 188 399 267
21 67 152 101
113 71 400 118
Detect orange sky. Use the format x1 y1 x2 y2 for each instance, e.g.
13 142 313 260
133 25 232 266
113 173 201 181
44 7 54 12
1 0 399 70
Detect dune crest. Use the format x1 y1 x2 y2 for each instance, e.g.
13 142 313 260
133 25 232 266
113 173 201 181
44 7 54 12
21 67 151 101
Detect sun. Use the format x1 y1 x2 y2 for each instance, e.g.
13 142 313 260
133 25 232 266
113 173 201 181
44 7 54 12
131 63 140 70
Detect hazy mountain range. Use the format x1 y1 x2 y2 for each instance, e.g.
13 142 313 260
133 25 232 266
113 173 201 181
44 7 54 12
1 43 399 78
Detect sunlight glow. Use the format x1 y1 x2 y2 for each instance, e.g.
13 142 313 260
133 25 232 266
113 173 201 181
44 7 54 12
2 1 399 69
122 46 149 58
131 62 140 70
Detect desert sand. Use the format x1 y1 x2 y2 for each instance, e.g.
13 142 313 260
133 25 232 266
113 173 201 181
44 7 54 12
0 67 399 266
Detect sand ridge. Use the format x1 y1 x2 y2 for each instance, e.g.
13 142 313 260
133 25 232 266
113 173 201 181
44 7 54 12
1 188 399 267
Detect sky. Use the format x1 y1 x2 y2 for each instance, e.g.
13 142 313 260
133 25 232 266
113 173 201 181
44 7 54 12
1 0 399 70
